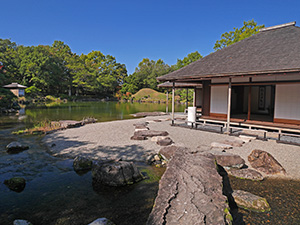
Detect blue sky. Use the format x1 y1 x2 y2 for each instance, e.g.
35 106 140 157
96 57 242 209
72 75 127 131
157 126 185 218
2 0 300 74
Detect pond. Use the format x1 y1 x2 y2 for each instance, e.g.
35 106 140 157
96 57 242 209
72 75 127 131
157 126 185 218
229 176 300 225
0 101 184 225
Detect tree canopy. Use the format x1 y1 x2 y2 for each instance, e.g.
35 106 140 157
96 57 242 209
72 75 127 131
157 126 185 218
176 51 202 69
1 20 264 101
0 39 127 98
213 20 264 51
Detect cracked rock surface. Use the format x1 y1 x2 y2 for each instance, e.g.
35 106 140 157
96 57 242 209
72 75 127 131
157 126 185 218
147 147 227 225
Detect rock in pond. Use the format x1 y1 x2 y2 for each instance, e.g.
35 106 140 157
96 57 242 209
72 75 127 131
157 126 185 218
4 177 26 192
248 149 286 175
88 218 115 225
6 141 29 153
92 161 143 186
214 153 245 169
73 156 93 172
147 148 227 225
156 137 173 146
13 220 32 225
59 120 83 129
227 168 264 181
232 190 271 212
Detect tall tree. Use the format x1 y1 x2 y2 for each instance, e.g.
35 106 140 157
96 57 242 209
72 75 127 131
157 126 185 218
176 51 202 69
0 39 18 86
50 41 74 96
213 20 264 51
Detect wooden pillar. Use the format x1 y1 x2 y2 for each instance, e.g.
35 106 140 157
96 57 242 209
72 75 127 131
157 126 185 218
226 78 232 133
186 88 188 109
193 88 196 107
247 78 252 120
166 90 169 113
202 81 211 116
172 82 175 125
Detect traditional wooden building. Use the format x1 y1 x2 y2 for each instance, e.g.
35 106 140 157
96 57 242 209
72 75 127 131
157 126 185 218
157 22 300 133
3 83 27 97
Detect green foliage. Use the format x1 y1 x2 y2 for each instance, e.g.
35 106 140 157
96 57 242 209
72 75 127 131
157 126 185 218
121 58 171 94
0 88 16 108
214 20 265 51
0 39 127 99
176 51 202 69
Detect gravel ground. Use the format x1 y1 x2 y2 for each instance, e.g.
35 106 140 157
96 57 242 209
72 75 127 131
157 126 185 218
43 115 300 180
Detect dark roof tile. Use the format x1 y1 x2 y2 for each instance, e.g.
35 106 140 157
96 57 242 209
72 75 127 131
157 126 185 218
158 24 300 81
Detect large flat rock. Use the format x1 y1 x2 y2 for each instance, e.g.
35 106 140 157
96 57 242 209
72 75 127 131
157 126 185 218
147 148 227 225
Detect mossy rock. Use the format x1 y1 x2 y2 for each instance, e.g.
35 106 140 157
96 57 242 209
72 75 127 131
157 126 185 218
4 177 26 192
232 190 271 212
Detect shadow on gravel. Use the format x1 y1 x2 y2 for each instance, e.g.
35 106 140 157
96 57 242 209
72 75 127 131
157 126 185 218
77 145 152 161
45 134 152 161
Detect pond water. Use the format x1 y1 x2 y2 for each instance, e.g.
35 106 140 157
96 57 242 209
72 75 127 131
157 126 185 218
0 102 183 225
2 101 300 224
229 176 300 225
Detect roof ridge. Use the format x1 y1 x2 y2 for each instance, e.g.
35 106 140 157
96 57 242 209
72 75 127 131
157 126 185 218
259 22 296 32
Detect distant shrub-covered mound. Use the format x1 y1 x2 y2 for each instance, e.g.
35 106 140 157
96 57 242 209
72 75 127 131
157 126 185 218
132 88 167 101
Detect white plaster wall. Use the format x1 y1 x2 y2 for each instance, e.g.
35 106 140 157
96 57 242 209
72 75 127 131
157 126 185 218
274 84 300 120
210 86 228 114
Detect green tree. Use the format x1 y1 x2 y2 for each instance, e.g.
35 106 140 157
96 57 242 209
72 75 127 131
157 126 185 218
73 51 127 97
121 58 171 94
17 45 64 96
213 20 265 51
176 51 202 69
0 39 18 86
50 41 74 96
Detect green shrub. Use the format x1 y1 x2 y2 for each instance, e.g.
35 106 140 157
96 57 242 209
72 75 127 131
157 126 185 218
0 88 17 108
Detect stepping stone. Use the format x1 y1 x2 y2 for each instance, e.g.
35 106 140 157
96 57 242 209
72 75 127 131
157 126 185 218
134 130 169 137
211 142 232 149
130 135 147 140
222 139 244 147
151 136 169 142
135 128 149 132
232 190 271 212
156 137 173 146
227 168 264 181
238 135 256 143
214 153 245 169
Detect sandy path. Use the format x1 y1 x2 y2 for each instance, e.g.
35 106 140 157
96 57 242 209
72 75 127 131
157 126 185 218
43 115 300 180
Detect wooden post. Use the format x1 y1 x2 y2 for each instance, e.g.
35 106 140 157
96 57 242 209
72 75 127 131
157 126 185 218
166 90 169 113
186 88 188 109
193 88 196 107
226 78 232 133
247 78 252 120
172 82 175 125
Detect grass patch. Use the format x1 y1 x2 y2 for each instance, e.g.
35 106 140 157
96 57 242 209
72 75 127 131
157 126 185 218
12 120 61 135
